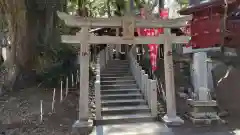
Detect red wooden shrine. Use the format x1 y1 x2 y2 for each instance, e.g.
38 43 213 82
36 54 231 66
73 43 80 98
179 0 240 49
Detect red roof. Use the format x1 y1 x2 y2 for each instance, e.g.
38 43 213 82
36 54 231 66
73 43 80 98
179 0 237 15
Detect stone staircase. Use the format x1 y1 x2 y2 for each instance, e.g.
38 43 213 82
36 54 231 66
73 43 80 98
99 60 155 124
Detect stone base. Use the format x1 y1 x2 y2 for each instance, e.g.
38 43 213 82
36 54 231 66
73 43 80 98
162 115 184 126
186 114 221 125
187 99 217 107
187 99 221 124
71 120 93 135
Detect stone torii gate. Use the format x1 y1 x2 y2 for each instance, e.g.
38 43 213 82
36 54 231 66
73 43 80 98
57 11 191 128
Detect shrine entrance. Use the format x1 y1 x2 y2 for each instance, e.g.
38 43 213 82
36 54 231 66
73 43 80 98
57 11 191 131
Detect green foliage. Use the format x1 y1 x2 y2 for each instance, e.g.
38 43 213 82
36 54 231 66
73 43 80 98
177 0 189 8
178 0 189 4
66 0 144 17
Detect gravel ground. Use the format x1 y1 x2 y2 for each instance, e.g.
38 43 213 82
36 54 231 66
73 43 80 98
0 76 96 135
0 87 79 135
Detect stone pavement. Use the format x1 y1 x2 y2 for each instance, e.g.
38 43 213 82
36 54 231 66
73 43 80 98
89 121 240 135
89 122 172 135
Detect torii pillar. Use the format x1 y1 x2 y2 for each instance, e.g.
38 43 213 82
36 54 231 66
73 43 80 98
162 28 184 125
72 27 92 133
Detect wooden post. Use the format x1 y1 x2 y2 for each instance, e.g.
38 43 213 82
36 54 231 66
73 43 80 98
162 28 184 125
60 81 63 102
71 73 74 87
66 77 69 97
52 88 56 113
40 100 43 122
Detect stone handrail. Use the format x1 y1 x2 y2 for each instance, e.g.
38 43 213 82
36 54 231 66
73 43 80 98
128 46 157 117
155 76 166 102
95 46 110 120
98 46 110 70
95 53 101 120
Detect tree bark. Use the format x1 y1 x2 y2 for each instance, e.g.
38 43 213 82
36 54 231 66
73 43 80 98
0 0 65 93
0 0 38 92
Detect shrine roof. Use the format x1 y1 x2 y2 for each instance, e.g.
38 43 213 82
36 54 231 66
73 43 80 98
179 0 233 15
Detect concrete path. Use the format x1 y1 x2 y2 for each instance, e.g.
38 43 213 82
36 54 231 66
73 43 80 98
89 121 240 135
89 122 172 135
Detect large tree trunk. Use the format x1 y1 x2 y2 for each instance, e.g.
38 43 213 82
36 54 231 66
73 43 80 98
0 0 38 92
0 0 25 93
0 0 64 93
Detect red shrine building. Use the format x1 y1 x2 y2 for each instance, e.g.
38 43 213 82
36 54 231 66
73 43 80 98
179 0 240 50
175 0 240 101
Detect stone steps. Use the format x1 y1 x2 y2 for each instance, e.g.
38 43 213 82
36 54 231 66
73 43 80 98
101 99 147 107
101 76 134 81
100 113 155 125
106 65 129 68
101 93 143 100
102 105 150 115
101 84 138 89
102 113 152 120
102 70 131 74
98 60 154 125
101 88 141 95
101 80 136 85
101 73 133 77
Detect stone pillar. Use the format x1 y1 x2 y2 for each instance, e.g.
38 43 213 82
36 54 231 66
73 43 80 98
72 27 92 133
109 44 113 60
79 27 90 121
76 52 81 65
162 28 184 125
187 52 220 124
192 52 208 94
207 61 214 92
115 28 120 59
